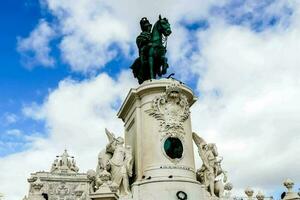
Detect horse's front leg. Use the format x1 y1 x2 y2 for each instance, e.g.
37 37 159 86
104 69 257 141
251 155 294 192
148 48 155 79
162 55 168 75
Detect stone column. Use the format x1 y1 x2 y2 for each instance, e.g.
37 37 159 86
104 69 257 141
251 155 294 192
117 79 207 200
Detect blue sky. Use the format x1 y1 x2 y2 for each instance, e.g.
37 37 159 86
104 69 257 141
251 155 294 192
0 0 45 155
0 0 300 199
0 0 70 156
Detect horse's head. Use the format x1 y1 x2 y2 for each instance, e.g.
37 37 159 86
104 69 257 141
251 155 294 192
158 15 172 36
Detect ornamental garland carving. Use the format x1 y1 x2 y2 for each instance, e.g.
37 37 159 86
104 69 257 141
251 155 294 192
147 82 190 140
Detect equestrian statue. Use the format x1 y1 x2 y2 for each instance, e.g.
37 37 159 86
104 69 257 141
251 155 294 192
130 15 172 84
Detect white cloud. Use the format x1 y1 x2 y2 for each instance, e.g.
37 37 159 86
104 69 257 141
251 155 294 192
5 129 22 137
5 0 300 199
22 102 45 121
0 71 136 200
190 2 300 193
17 20 56 68
28 0 223 73
2 113 18 125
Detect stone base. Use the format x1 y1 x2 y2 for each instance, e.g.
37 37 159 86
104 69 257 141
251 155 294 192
90 193 119 200
119 195 134 200
284 192 300 200
131 178 209 200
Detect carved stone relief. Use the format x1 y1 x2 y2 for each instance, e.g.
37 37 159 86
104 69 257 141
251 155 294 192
47 182 80 200
147 82 190 140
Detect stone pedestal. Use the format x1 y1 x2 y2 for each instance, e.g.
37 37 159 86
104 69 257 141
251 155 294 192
118 79 207 199
90 192 119 200
89 177 119 200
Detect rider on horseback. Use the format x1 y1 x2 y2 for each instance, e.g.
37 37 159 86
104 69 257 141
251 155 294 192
130 16 171 84
137 17 152 66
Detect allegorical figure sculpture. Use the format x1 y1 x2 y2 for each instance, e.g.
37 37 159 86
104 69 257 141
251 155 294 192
96 129 115 174
109 137 133 195
193 132 230 198
90 129 133 197
131 15 172 84
50 150 79 173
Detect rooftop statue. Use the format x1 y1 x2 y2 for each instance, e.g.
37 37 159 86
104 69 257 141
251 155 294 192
50 149 79 173
131 15 172 84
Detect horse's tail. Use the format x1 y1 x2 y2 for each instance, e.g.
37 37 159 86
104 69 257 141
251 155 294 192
130 58 141 78
130 58 145 84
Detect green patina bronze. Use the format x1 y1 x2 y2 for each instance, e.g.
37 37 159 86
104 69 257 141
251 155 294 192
131 15 172 84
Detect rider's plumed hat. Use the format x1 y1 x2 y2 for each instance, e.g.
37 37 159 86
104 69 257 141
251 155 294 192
140 17 152 30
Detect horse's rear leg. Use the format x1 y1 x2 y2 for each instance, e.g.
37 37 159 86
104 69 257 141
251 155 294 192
162 57 168 74
148 56 154 79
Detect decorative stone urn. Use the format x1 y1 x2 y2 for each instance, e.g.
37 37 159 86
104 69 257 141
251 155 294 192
283 179 300 200
256 191 265 200
245 187 254 200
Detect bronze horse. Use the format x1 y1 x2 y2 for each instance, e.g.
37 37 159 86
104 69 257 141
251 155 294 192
131 15 172 84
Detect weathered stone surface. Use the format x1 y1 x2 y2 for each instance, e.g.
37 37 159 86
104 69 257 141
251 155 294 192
51 149 79 174
91 129 133 197
245 187 254 200
23 78 299 200
193 132 231 198
25 150 89 200
117 79 209 199
283 179 300 200
90 192 119 200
